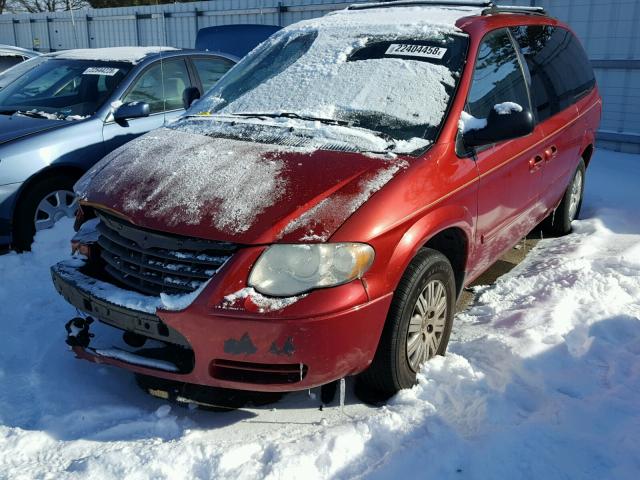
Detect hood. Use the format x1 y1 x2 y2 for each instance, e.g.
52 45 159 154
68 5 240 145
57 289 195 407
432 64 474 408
0 114 65 145
78 127 409 244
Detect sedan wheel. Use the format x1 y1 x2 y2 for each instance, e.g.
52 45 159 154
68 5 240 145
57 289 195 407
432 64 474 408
34 189 78 231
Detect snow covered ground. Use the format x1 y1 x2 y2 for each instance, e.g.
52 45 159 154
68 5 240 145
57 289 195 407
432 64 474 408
0 149 639 479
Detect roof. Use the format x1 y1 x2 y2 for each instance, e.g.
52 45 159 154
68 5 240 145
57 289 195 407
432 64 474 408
0 45 40 58
296 3 483 34
53 47 179 64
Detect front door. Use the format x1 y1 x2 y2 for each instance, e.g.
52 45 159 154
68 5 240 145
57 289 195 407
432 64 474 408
465 29 545 276
102 58 193 153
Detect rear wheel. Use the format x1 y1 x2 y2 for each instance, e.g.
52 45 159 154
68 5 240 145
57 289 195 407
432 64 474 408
13 174 78 251
357 248 455 401
544 159 586 236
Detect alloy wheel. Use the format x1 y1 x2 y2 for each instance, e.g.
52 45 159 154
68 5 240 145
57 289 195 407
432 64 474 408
406 279 447 372
568 169 583 222
34 189 78 231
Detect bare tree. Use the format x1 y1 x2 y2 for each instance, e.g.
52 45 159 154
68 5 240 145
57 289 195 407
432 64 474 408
5 0 87 12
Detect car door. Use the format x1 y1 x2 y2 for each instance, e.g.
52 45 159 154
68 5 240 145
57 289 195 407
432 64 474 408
102 58 193 153
465 28 545 275
510 25 595 212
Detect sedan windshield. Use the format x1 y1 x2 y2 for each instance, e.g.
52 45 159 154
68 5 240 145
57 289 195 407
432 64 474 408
185 26 468 153
0 58 132 120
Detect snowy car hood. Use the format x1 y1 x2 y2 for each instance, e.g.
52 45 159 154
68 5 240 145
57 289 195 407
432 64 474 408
76 128 409 244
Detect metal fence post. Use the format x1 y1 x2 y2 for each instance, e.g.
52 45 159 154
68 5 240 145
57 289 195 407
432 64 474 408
134 12 141 46
45 17 53 51
12 19 18 47
85 15 91 48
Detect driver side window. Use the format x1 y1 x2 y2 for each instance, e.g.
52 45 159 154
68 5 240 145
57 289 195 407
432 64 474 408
467 29 531 121
123 59 191 114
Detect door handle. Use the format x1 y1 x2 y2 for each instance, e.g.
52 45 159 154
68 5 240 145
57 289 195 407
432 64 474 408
544 145 558 161
529 155 544 172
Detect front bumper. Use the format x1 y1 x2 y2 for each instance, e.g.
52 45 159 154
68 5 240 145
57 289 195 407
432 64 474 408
52 259 392 392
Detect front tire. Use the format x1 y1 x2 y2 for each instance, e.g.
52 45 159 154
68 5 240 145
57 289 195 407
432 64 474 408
357 248 455 400
13 174 78 251
544 159 586 236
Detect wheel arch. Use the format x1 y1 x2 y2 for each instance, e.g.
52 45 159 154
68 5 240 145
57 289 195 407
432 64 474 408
383 206 473 299
581 143 594 169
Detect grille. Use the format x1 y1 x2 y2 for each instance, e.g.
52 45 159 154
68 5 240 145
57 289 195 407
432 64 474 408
95 210 237 296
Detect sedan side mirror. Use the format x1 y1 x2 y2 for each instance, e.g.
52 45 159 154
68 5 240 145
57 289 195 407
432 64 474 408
463 105 534 148
113 102 150 124
182 87 201 110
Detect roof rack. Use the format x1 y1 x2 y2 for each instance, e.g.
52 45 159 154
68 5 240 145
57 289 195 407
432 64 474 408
348 1 494 11
348 1 547 16
481 5 547 16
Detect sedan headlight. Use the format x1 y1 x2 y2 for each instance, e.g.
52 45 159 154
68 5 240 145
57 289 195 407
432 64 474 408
248 243 375 297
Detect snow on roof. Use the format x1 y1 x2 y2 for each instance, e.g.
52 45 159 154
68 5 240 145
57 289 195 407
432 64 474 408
305 3 483 31
54 46 178 64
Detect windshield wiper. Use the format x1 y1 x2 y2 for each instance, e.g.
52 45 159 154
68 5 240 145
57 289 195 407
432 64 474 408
0 109 17 116
15 110 59 120
234 111 353 127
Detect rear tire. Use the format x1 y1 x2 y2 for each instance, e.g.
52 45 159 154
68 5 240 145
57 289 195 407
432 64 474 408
357 248 455 401
12 174 78 251
543 159 586 237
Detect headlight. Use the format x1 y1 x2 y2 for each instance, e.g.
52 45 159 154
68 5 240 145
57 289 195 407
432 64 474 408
248 243 375 297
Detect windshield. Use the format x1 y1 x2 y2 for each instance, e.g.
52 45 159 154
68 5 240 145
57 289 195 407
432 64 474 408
184 27 468 153
0 58 132 120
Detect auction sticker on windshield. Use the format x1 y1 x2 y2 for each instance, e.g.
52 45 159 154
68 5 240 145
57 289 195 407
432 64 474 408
385 44 447 60
83 67 120 76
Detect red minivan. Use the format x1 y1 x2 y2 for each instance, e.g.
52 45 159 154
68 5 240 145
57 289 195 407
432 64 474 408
52 1 601 402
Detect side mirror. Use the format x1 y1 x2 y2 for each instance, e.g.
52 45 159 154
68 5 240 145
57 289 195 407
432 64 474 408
463 105 534 148
113 102 150 124
182 87 201 110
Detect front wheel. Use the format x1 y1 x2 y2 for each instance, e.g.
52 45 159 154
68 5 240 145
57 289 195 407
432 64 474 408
13 174 78 251
544 159 586 236
357 248 455 400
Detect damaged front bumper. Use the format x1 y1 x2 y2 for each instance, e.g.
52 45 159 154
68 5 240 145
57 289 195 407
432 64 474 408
51 259 393 392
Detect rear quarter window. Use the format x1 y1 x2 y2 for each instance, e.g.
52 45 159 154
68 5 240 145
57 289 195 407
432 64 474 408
510 25 595 122
193 57 235 93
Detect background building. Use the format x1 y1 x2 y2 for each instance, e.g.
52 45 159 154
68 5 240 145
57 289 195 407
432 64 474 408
0 0 638 152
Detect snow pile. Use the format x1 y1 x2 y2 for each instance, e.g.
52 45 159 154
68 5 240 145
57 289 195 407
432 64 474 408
55 47 178 64
0 150 639 479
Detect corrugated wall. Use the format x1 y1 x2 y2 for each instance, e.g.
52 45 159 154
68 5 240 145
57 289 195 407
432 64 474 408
0 0 639 152
0 1 363 50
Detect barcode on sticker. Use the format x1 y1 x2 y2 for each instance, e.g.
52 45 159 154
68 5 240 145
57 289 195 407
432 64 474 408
385 44 447 60
83 67 120 76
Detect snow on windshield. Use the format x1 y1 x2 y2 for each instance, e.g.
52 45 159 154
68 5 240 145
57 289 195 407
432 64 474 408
191 5 477 151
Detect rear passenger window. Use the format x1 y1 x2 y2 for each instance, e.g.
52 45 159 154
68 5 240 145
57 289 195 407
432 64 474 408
193 58 234 93
466 29 531 122
510 26 595 121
